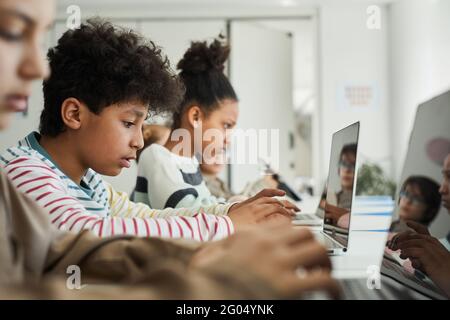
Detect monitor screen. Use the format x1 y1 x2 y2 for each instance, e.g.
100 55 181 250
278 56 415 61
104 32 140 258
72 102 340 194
323 122 360 248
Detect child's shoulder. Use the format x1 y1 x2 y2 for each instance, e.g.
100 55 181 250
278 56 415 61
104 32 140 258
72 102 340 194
0 145 62 185
84 168 105 186
139 143 172 163
0 143 43 167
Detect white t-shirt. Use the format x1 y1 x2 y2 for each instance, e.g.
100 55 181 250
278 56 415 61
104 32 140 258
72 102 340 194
133 144 221 209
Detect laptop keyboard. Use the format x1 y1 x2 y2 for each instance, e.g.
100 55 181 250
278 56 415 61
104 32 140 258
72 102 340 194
380 258 446 299
294 214 318 220
337 262 444 300
340 279 381 299
315 233 341 248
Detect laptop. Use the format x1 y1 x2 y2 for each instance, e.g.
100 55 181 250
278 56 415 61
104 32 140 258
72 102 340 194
299 121 360 255
292 186 325 226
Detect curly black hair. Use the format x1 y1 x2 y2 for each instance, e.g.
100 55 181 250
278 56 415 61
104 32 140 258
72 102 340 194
40 18 184 137
172 35 238 129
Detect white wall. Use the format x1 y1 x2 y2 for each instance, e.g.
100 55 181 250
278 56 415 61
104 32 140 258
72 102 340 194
229 21 295 192
319 3 391 186
257 19 317 179
389 0 450 180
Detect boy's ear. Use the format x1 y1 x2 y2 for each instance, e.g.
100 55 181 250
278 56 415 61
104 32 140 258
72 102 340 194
60 98 84 131
187 105 204 129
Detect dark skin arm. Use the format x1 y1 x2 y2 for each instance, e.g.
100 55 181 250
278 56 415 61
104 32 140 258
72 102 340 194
228 189 300 230
191 222 341 299
387 221 450 298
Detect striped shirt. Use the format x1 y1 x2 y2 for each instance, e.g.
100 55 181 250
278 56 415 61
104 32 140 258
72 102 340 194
0 132 234 241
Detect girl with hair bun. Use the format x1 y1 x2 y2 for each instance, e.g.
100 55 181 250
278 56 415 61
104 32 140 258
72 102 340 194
133 36 297 227
133 36 240 209
133 36 298 226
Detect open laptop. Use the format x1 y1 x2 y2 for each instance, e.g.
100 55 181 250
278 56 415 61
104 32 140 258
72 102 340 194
335 257 447 300
300 121 360 255
292 187 325 226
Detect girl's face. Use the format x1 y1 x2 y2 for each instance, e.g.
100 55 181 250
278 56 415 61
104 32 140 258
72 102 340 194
200 161 225 176
398 183 427 222
0 0 54 130
199 99 238 166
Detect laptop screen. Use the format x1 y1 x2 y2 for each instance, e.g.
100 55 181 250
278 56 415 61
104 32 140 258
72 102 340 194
323 122 360 248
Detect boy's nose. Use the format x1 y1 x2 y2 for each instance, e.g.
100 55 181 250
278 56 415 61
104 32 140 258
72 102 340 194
132 131 145 150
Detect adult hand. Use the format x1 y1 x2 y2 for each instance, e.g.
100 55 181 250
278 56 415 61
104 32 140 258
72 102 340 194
324 203 349 226
191 222 341 299
388 221 450 298
228 189 300 231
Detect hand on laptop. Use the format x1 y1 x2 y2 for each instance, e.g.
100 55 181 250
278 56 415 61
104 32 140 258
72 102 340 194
387 220 450 298
228 189 300 231
190 222 341 299
324 203 349 226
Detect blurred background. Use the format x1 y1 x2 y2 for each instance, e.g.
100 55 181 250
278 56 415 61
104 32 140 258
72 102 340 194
1 0 449 236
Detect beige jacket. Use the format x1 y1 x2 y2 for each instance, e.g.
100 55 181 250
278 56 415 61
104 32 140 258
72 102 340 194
0 170 276 299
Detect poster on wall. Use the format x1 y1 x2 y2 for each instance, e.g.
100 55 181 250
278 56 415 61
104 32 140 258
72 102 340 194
336 83 379 112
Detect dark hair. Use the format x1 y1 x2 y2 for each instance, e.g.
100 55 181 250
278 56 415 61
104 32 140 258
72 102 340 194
40 18 184 137
172 35 238 129
400 176 441 225
340 143 357 159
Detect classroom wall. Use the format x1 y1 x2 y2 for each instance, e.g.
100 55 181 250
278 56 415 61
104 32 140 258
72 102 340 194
388 0 450 181
318 3 391 185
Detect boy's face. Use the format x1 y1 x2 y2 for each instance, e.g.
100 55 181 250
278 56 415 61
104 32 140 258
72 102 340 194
77 101 147 176
0 0 53 129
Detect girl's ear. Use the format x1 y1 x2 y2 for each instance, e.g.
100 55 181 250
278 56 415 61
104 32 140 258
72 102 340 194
60 98 85 131
187 105 205 129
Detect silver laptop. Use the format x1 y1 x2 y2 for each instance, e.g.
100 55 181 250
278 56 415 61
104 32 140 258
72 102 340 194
307 122 360 255
292 188 325 226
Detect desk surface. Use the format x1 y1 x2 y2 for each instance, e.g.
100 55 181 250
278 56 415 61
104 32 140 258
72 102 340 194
297 197 395 279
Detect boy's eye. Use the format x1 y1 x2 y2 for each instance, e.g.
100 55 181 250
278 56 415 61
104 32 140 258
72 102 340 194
123 121 135 128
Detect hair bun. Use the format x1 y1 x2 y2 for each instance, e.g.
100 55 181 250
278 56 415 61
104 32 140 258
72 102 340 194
177 35 230 74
